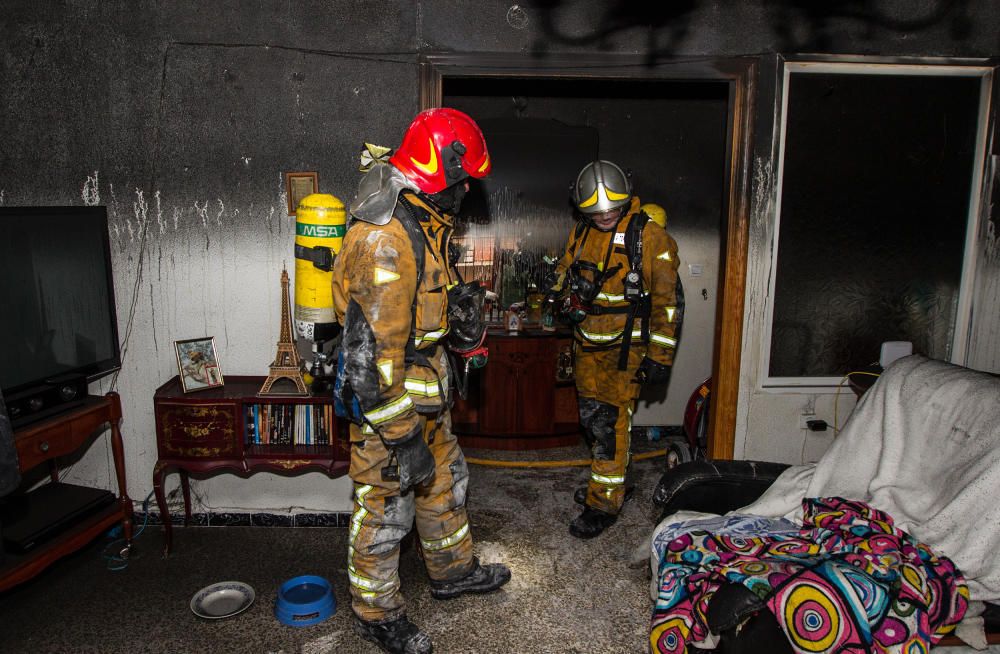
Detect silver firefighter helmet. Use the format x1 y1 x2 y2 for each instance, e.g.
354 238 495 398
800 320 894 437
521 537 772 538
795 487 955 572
572 160 632 215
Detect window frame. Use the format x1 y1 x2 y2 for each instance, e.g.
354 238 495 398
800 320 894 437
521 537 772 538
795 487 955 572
761 60 994 390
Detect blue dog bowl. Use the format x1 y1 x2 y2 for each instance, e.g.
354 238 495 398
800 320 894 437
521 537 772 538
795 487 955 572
274 575 335 627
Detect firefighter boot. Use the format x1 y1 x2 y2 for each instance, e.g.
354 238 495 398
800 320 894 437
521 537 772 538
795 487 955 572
569 505 618 539
429 557 512 600
354 615 433 654
573 485 635 506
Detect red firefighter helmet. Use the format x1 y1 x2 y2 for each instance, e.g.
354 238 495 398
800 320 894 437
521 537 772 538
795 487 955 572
389 108 491 195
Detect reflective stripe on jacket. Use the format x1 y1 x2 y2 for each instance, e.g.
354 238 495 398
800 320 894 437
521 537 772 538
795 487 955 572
553 196 682 366
331 192 454 442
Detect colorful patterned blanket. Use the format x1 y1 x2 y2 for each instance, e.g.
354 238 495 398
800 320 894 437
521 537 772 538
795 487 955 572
650 498 968 654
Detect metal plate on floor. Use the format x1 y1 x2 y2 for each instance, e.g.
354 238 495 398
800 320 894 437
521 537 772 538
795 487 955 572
190 581 256 619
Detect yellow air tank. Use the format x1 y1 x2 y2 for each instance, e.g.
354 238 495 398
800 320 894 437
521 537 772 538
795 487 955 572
640 203 667 229
294 193 345 342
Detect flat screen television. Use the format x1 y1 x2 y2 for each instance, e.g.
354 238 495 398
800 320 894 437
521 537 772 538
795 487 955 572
0 206 121 426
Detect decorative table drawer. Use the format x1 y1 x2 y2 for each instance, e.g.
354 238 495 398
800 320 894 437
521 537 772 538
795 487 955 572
156 403 239 458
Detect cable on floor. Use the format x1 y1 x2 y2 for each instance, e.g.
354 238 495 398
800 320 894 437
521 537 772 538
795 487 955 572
102 489 154 572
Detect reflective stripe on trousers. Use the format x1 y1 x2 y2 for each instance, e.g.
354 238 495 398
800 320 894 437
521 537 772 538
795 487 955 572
347 411 474 622
574 346 644 514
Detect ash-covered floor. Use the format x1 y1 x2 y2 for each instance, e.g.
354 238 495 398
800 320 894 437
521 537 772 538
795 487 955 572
0 441 669 653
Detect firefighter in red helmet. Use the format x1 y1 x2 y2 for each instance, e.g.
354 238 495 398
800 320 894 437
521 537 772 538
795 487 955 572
332 108 510 654
549 160 683 539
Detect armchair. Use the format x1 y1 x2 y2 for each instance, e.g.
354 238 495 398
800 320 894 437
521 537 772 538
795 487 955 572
649 355 1000 653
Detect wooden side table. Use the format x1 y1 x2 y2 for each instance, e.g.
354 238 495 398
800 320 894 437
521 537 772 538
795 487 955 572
0 393 132 592
152 376 347 555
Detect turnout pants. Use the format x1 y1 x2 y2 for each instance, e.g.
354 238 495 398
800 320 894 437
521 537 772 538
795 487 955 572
574 345 644 515
347 411 474 623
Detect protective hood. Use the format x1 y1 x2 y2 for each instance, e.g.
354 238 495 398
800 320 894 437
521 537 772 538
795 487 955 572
349 163 419 226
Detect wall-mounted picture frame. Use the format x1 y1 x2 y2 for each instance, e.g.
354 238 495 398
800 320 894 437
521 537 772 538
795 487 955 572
174 337 225 393
285 171 318 216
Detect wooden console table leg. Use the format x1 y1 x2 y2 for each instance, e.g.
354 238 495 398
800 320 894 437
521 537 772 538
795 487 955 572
153 461 173 556
180 469 192 526
108 411 133 548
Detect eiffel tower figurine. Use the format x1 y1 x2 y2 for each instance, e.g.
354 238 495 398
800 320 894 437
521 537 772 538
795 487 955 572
259 265 309 396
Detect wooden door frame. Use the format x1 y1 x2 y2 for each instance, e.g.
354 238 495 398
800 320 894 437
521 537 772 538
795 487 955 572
419 53 757 460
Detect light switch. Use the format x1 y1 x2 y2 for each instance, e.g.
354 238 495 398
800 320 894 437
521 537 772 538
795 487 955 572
689 264 703 277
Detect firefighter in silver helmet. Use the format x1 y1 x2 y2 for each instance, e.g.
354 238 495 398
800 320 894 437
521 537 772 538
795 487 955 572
549 160 683 538
331 108 511 654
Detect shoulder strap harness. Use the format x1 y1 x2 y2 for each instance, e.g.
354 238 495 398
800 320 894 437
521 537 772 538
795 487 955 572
394 197 430 369
615 210 651 370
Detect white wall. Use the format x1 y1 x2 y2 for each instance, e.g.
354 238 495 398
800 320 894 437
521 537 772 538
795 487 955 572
635 226 719 427
967 194 1000 373
60 174 356 514
741 389 856 464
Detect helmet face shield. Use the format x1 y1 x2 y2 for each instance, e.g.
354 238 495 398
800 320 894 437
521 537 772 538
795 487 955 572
572 160 632 215
427 179 468 214
389 108 491 195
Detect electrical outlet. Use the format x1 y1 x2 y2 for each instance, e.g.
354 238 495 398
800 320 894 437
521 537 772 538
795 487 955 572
798 413 816 430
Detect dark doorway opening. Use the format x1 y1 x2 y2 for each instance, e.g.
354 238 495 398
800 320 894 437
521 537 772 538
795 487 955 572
422 54 757 459
443 75 730 437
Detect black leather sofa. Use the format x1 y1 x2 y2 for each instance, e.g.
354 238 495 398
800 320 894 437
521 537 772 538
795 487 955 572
653 459 791 524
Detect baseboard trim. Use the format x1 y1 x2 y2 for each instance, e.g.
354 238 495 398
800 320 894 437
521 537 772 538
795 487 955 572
141 511 351 527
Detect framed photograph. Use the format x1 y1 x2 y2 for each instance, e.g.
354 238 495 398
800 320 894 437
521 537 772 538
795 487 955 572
174 337 225 393
285 171 318 216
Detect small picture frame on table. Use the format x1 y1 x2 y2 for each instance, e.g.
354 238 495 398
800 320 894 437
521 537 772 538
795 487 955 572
174 337 225 393
285 171 318 216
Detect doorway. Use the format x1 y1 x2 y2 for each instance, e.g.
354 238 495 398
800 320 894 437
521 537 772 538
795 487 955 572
420 54 756 459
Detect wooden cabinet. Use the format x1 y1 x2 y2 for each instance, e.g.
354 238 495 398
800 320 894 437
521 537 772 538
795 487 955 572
481 336 558 434
0 393 132 592
453 330 580 450
152 376 346 554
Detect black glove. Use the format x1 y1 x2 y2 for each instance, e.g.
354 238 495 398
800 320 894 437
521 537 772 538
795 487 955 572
635 357 672 385
385 425 435 493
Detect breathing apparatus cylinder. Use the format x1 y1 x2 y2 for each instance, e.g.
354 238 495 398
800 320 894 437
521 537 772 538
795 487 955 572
639 203 667 229
294 193 345 342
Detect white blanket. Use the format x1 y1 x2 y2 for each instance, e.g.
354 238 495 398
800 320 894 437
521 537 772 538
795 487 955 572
740 354 1000 602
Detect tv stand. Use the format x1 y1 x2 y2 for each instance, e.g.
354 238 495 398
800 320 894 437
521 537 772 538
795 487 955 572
0 392 132 592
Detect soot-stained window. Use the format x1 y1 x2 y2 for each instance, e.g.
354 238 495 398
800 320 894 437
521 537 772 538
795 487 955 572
768 66 986 381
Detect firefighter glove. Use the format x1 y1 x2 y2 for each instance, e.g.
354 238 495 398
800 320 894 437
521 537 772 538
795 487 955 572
387 425 435 493
635 357 672 386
